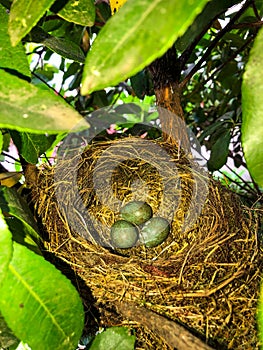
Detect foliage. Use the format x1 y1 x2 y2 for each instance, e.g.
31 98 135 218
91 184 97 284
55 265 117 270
0 0 262 349
87 327 136 350
242 26 263 188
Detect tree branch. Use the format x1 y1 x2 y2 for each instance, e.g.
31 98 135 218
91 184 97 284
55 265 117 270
180 0 253 89
115 301 216 350
231 20 263 29
201 34 255 86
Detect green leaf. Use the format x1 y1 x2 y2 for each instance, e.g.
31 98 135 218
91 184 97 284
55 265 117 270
10 131 56 164
198 114 233 143
8 0 57 46
0 69 87 134
258 282 263 346
0 130 3 154
81 0 209 94
242 27 263 188
88 327 136 350
175 0 242 51
57 0 95 26
207 129 231 171
0 209 13 286
0 242 84 350
130 70 153 99
28 26 86 63
0 4 31 78
0 186 42 252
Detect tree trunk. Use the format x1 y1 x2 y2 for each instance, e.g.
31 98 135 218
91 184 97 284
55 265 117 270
148 47 189 150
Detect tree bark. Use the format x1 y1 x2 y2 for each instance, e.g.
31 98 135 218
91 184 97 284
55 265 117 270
115 301 215 350
148 47 189 149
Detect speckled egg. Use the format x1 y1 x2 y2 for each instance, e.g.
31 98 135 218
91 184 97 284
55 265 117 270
120 201 153 225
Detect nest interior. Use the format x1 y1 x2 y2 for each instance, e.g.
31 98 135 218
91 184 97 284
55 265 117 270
33 137 262 349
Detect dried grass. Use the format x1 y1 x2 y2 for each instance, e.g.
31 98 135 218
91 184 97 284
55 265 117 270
32 137 262 349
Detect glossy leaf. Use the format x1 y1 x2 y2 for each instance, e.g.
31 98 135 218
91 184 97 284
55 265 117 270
81 0 209 94
88 327 136 350
0 69 87 133
8 0 57 46
0 4 30 78
58 0 95 26
207 129 231 171
0 186 42 254
242 27 263 188
0 209 13 286
10 131 56 164
0 242 84 350
28 26 86 63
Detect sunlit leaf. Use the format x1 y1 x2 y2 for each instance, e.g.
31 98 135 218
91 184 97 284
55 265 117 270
0 209 13 286
10 131 56 164
0 242 84 350
0 4 31 78
81 0 209 94
88 327 135 350
58 0 95 26
242 27 263 187
0 69 87 134
8 0 56 46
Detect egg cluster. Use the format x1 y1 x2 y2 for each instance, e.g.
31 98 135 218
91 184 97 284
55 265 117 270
110 201 170 249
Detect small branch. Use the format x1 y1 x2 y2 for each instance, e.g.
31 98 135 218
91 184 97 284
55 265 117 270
180 0 253 88
252 0 262 20
179 10 226 69
218 165 257 197
2 151 20 164
31 72 71 105
201 34 255 86
115 301 215 350
231 20 263 29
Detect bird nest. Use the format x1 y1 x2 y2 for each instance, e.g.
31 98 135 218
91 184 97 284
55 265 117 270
32 136 262 349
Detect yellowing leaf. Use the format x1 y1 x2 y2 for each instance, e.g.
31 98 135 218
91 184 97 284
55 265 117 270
109 0 127 14
8 0 57 46
0 172 22 188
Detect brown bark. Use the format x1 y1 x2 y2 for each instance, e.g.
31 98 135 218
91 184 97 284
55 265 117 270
148 47 189 150
115 301 215 350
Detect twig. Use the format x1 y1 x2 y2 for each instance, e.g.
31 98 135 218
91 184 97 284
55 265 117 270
31 72 71 105
115 301 215 350
201 34 255 86
252 0 262 20
2 151 20 164
231 20 263 29
180 0 253 88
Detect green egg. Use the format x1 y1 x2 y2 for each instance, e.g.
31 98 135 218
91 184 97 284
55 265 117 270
110 220 139 248
140 217 170 248
120 201 153 225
